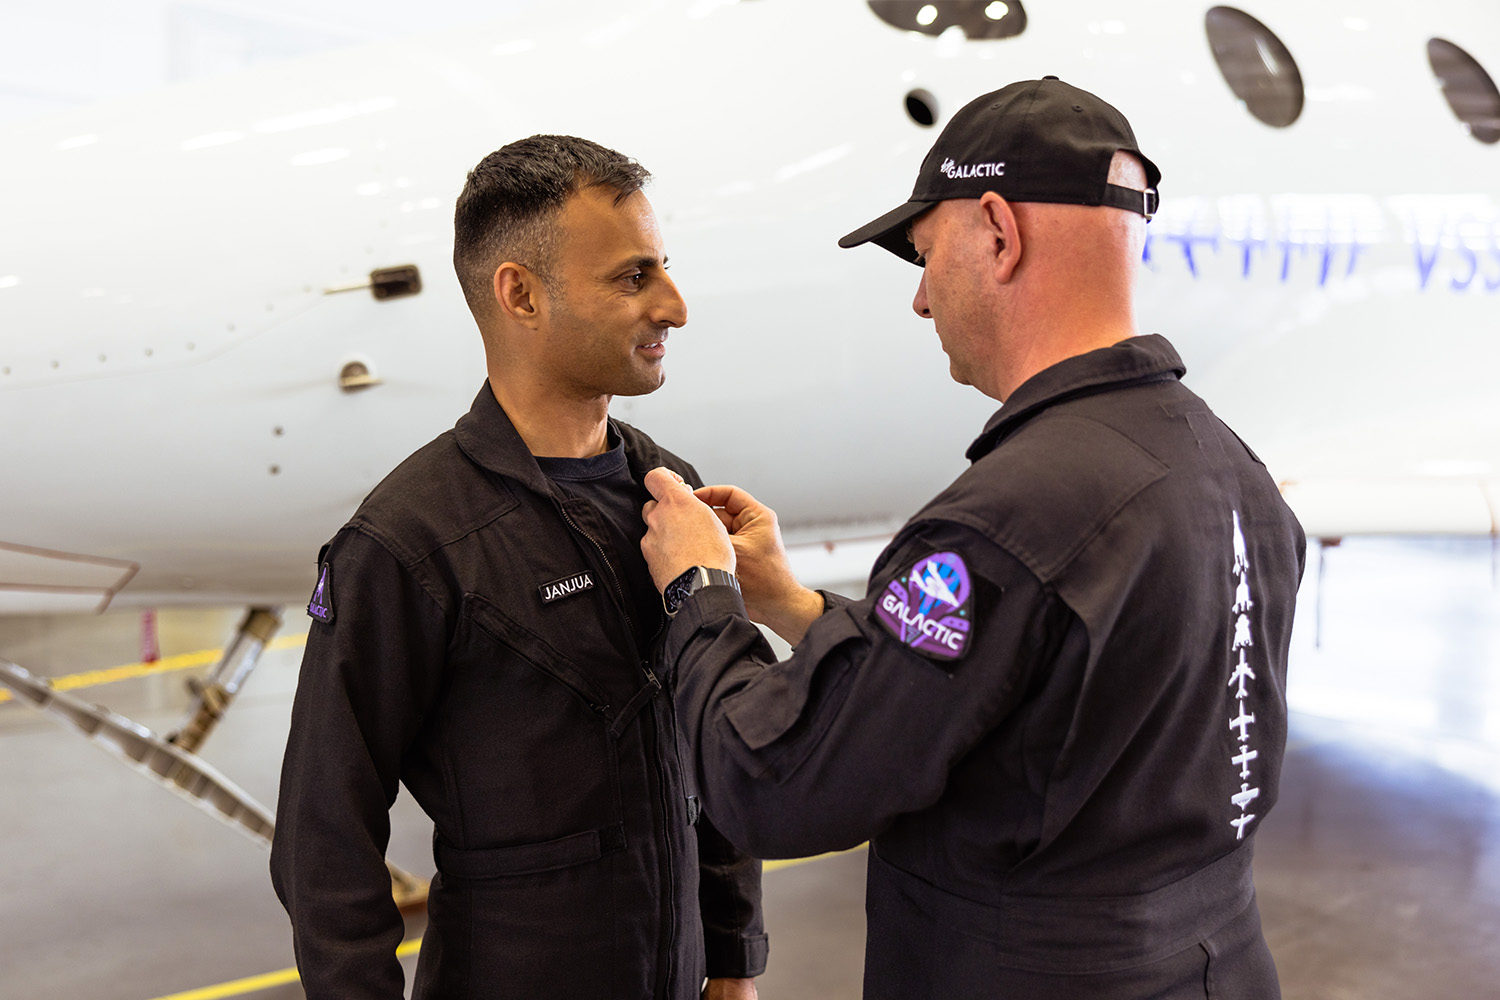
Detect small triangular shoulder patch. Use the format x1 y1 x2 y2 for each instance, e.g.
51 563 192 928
307 562 335 624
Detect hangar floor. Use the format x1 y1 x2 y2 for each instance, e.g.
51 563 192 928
1 537 1498 1000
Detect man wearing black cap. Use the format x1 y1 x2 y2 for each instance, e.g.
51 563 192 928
637 79 1305 998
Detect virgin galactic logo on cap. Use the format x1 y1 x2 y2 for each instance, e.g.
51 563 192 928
940 157 1006 180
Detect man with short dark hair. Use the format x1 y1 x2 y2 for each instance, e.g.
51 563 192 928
272 135 765 1000
640 80 1305 998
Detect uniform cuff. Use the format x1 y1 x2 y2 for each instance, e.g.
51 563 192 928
817 589 852 612
706 931 770 979
664 584 748 664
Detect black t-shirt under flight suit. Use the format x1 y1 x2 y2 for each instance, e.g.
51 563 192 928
535 430 660 653
662 335 1306 1000
271 384 766 1000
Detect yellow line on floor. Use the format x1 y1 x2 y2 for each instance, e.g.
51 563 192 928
143 849 862 999
146 938 420 1000
0 634 308 705
763 844 866 872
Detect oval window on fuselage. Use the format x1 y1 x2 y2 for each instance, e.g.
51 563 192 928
1427 38 1500 144
1205 6 1304 128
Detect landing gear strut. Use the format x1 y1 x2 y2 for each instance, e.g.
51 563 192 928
168 606 281 753
0 606 429 911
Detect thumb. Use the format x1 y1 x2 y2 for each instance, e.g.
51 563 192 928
643 466 690 501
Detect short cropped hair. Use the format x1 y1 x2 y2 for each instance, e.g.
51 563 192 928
452 135 651 318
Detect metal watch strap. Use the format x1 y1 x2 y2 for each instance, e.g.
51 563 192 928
689 566 739 598
664 566 740 617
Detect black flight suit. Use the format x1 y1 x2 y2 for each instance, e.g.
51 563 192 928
271 384 767 999
663 335 1305 999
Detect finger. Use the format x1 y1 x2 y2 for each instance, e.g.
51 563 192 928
694 483 759 514
724 504 768 536
641 499 657 521
644 466 691 501
711 507 735 530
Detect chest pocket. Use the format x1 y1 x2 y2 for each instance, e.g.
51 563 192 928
436 593 658 875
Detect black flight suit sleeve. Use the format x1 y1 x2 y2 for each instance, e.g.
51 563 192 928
662 522 1066 860
270 528 448 999
669 455 769 979
696 809 769 978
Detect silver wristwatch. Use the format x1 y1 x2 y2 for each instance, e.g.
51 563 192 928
662 566 740 617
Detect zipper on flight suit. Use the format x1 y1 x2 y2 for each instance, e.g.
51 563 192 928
558 502 639 643
557 500 679 997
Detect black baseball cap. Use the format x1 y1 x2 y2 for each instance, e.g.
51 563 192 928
839 77 1161 264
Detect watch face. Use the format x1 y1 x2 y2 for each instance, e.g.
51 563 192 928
663 566 699 615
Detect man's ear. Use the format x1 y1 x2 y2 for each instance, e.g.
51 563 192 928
493 262 544 327
977 191 1021 283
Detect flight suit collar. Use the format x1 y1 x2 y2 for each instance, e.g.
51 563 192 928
965 334 1188 462
453 381 565 500
452 380 666 498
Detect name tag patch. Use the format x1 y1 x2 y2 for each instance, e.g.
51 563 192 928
875 551 973 662
307 563 335 624
539 571 595 604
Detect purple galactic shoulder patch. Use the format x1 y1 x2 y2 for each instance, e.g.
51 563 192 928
307 563 334 623
875 551 974 662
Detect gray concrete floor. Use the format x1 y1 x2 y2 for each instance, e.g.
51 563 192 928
0 537 1497 999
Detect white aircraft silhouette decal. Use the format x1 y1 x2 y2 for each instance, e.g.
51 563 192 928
912 560 962 609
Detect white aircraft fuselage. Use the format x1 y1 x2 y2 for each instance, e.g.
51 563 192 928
2 0 1497 614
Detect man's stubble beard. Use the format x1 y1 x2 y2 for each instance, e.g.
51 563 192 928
547 287 666 401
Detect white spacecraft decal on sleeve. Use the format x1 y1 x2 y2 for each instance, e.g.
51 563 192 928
911 559 962 607
1233 576 1254 615
1227 510 1261 840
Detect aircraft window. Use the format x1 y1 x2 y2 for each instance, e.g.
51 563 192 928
868 1 1026 40
1427 39 1500 144
906 89 938 127
1204 6 1304 128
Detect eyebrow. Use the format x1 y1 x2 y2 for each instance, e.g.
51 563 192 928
618 254 667 272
